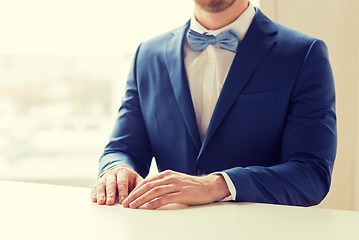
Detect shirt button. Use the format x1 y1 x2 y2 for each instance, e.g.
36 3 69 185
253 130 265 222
208 58 214 64
197 169 206 175
204 100 210 107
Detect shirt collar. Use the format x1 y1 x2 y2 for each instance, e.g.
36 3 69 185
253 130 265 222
189 1 256 41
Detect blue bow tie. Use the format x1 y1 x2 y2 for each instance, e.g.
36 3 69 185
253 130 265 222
187 29 239 52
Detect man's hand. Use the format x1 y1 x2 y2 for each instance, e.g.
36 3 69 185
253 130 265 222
91 166 143 205
121 170 230 210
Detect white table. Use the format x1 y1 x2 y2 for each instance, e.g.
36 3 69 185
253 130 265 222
0 180 358 240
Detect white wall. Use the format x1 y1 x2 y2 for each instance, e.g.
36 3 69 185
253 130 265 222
261 0 359 211
355 0 359 211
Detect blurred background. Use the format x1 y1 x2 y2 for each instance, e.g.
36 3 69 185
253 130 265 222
0 0 358 211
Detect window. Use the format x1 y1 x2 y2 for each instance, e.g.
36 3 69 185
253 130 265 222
0 0 259 183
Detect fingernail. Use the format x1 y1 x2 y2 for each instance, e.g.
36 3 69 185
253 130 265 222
119 196 125 203
129 202 137 209
106 197 112 203
98 196 104 202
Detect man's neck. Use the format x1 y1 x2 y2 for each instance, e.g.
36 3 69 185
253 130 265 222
194 0 249 30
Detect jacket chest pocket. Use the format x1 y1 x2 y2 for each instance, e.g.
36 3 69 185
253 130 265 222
235 89 278 105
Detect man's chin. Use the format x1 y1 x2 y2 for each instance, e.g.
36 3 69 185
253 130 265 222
194 0 237 13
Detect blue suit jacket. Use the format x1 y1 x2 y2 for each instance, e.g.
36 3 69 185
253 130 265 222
99 9 337 206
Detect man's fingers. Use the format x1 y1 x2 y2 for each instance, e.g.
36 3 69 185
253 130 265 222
122 177 174 208
147 192 182 210
96 179 106 205
131 170 173 193
105 174 117 205
91 186 97 202
117 171 129 204
131 175 159 193
128 184 177 209
89 166 144 206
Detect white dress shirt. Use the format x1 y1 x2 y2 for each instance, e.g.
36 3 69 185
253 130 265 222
184 2 256 201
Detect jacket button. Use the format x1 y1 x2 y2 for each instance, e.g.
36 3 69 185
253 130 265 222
197 169 205 176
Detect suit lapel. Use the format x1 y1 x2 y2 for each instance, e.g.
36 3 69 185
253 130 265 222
164 21 202 151
199 10 278 158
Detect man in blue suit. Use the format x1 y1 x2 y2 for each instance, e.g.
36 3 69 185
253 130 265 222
91 0 336 209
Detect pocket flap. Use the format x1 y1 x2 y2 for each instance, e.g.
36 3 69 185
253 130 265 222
236 89 278 104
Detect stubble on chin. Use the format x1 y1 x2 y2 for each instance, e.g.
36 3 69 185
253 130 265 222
194 0 237 13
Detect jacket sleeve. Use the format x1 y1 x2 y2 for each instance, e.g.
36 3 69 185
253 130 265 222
98 45 153 178
224 40 337 206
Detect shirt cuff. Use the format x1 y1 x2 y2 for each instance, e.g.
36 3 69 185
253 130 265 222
211 172 236 201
